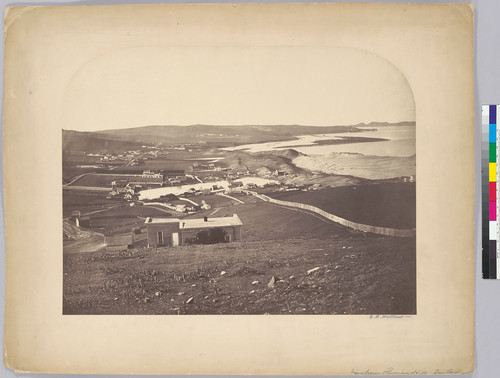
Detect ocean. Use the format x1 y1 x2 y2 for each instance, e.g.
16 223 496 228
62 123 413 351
223 125 416 180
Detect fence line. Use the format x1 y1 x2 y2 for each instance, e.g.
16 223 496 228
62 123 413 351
249 192 415 238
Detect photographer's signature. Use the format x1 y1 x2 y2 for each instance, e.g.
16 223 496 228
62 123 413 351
351 368 456 375
368 314 412 319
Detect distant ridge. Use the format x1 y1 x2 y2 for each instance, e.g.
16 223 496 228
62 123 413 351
63 122 415 153
62 130 144 154
96 121 415 134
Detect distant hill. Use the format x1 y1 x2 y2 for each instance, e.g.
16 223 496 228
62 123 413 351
62 130 144 154
355 121 416 127
63 122 415 153
95 124 364 145
258 148 303 160
221 149 307 177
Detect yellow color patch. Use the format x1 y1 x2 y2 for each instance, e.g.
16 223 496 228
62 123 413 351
490 163 497 182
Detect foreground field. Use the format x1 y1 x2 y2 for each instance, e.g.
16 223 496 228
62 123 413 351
63 235 416 315
63 180 416 315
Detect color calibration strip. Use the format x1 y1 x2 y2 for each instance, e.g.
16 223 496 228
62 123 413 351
482 105 499 279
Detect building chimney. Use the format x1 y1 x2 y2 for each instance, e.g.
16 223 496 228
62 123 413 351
204 216 208 222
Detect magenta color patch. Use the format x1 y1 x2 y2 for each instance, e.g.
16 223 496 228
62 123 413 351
490 201 497 221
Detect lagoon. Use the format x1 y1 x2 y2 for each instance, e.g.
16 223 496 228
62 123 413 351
222 125 415 158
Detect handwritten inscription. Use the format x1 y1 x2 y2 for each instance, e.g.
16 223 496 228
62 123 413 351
351 368 456 375
368 314 412 319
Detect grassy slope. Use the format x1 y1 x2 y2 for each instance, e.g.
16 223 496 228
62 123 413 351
63 191 111 218
70 174 134 187
269 183 416 229
222 150 307 175
62 130 143 154
63 191 175 238
183 194 354 241
63 194 416 315
63 236 416 315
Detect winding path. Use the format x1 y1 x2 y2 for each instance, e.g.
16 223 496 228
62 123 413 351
216 193 245 204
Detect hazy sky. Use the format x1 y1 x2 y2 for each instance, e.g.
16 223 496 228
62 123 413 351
62 46 415 131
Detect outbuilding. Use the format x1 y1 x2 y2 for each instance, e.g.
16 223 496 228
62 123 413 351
75 216 90 228
145 214 243 247
70 210 81 220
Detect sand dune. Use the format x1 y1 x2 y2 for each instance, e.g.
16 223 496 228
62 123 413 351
293 152 416 180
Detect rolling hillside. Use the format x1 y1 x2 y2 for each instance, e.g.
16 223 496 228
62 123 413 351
62 130 144 154
62 122 415 153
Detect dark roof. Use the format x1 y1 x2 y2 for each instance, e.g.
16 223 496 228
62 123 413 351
106 234 133 246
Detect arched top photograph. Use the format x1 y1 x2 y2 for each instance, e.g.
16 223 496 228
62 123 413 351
62 45 416 316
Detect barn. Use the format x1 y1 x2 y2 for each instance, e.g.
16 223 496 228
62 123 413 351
145 214 242 247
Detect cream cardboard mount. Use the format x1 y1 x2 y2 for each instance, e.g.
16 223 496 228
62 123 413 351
3 3 474 375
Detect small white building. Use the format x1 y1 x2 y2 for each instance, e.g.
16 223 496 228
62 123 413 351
142 170 163 179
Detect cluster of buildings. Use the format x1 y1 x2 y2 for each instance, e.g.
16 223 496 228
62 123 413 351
107 171 170 201
86 148 160 164
200 169 252 183
163 175 197 187
107 170 167 200
142 170 162 179
148 200 211 214
86 152 123 162
191 162 216 171
108 181 140 201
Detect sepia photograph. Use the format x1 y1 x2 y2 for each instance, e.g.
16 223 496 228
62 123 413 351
4 3 475 374
62 46 416 315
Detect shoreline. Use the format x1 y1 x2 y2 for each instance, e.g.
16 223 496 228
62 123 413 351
275 136 389 149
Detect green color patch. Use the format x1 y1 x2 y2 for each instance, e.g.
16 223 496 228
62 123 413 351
491 143 497 162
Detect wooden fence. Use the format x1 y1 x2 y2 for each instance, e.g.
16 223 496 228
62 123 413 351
253 192 415 238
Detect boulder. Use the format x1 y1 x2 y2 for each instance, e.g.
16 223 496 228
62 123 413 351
307 267 320 275
268 276 282 288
